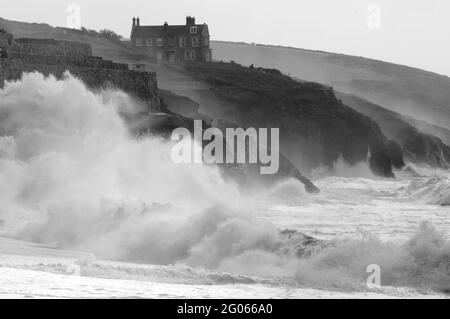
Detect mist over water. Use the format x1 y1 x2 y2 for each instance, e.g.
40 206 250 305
0 73 449 294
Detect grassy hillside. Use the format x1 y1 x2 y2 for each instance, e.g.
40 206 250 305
211 41 450 131
0 17 146 64
2 17 447 175
4 16 449 133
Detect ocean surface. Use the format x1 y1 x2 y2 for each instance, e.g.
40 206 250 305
0 73 449 298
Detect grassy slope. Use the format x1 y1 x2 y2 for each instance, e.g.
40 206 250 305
211 41 450 133
0 17 146 64
4 16 448 134
5 15 448 137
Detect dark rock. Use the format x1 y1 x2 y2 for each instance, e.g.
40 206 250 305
279 229 326 258
124 113 320 194
386 140 405 169
180 61 396 178
338 92 450 169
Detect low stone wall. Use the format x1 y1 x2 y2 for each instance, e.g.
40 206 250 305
0 58 161 112
12 38 93 57
10 54 129 70
0 35 163 112
0 30 13 58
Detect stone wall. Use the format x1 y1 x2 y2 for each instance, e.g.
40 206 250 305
0 30 13 57
0 58 161 112
12 38 92 57
0 34 162 112
9 54 129 70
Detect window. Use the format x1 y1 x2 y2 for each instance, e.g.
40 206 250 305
146 38 154 46
204 37 209 47
0 47 6 58
156 38 164 46
169 37 176 46
185 49 196 61
190 26 198 34
179 37 186 47
157 52 163 60
135 37 144 46
191 36 199 47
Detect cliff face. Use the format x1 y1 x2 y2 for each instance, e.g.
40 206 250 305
337 92 450 168
0 35 161 112
154 62 396 178
181 62 397 177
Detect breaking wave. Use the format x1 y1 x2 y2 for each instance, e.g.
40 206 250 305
401 164 450 206
0 73 449 294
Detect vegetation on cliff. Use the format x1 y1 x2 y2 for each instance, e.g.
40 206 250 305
211 41 450 132
176 61 396 177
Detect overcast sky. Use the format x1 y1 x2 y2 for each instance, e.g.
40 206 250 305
2 0 449 76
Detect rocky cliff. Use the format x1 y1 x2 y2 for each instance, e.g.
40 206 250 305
159 62 397 178
124 112 320 193
337 92 450 168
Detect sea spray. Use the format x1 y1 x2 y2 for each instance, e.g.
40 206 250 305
1 72 450 294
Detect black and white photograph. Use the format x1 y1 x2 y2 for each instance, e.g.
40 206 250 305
0 0 449 302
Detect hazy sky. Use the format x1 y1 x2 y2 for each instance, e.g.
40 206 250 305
2 0 449 75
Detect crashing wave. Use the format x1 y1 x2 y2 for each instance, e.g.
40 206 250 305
1 73 450 295
401 165 450 206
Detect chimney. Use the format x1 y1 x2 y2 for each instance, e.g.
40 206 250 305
137 17 140 26
132 17 136 28
164 21 168 31
186 16 195 26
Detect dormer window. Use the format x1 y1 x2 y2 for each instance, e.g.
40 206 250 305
190 26 198 34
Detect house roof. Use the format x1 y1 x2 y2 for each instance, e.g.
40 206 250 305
132 24 208 38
